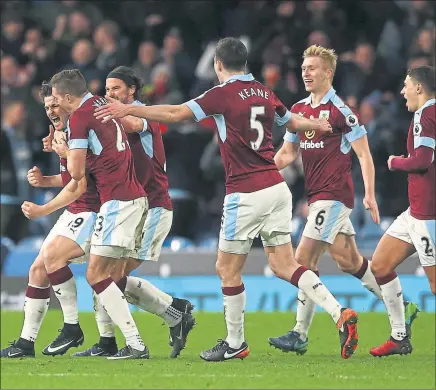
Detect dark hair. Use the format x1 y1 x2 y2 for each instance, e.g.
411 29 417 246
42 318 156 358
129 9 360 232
50 69 88 97
107 66 147 103
407 65 435 94
39 81 52 102
215 37 248 72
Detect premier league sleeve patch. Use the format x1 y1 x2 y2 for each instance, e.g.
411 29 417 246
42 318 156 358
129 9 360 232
413 123 422 136
345 114 359 127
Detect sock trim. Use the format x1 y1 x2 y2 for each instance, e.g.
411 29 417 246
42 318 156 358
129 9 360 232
116 276 127 293
26 285 50 299
92 278 113 294
222 284 245 296
47 265 73 286
290 266 309 287
352 257 369 279
376 272 398 286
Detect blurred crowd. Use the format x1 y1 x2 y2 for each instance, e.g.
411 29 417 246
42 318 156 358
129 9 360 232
1 0 435 243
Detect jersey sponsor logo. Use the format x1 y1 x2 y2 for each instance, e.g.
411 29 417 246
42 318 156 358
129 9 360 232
300 140 325 149
345 114 359 127
413 123 422 136
305 130 316 139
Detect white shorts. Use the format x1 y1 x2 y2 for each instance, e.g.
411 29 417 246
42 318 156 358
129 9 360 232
91 197 147 259
43 210 97 264
125 207 173 261
219 182 292 254
303 200 356 244
386 208 435 267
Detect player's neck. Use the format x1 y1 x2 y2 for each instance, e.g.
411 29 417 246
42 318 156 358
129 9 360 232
221 70 244 83
310 85 332 107
417 93 435 110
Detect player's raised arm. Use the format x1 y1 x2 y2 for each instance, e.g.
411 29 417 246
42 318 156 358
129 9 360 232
27 166 63 188
21 177 87 219
351 135 380 224
119 116 148 133
275 134 300 170
272 91 332 134
285 114 332 134
94 97 195 124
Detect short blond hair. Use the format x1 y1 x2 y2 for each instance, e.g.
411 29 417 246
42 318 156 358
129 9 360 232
303 45 338 75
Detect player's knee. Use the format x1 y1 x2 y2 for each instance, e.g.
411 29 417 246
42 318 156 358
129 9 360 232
334 253 359 274
29 256 49 286
86 261 103 285
42 243 64 274
110 262 125 282
370 258 390 278
215 260 239 284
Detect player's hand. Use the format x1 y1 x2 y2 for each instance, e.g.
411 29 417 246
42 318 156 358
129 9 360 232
316 119 333 133
52 131 69 158
27 166 44 187
42 125 55 152
94 96 129 122
21 201 47 220
387 155 403 170
363 195 380 225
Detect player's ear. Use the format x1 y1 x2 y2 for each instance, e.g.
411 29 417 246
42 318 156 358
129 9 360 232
416 83 423 95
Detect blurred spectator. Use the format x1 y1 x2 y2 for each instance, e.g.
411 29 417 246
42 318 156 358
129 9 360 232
132 41 161 86
262 63 295 109
1 100 31 199
160 28 195 99
1 14 25 62
1 55 31 101
53 10 93 48
336 42 392 105
145 63 183 105
65 39 104 94
307 30 331 48
94 20 126 74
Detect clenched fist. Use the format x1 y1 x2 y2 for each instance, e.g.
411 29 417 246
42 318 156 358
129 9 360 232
27 166 44 187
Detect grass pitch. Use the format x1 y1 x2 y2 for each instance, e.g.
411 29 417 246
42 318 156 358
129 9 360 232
1 310 435 389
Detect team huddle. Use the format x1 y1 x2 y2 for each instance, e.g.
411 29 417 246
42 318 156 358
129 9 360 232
1 38 435 362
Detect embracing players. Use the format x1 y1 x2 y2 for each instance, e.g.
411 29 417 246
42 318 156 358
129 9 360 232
95 37 361 361
370 66 435 357
1 83 98 358
269 45 418 356
73 66 195 359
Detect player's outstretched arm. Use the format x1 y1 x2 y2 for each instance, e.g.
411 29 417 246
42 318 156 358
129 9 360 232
275 141 300 170
21 177 86 219
94 96 194 124
27 166 62 188
286 115 332 134
351 135 380 224
120 116 147 133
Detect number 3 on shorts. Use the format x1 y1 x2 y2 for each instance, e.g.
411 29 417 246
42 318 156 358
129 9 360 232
94 215 104 236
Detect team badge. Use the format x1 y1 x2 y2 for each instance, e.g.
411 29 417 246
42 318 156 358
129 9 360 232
319 110 330 120
413 123 422 136
298 112 305 117
345 114 359 127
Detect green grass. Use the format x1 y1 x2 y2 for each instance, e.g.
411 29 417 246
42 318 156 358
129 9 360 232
1 310 435 389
